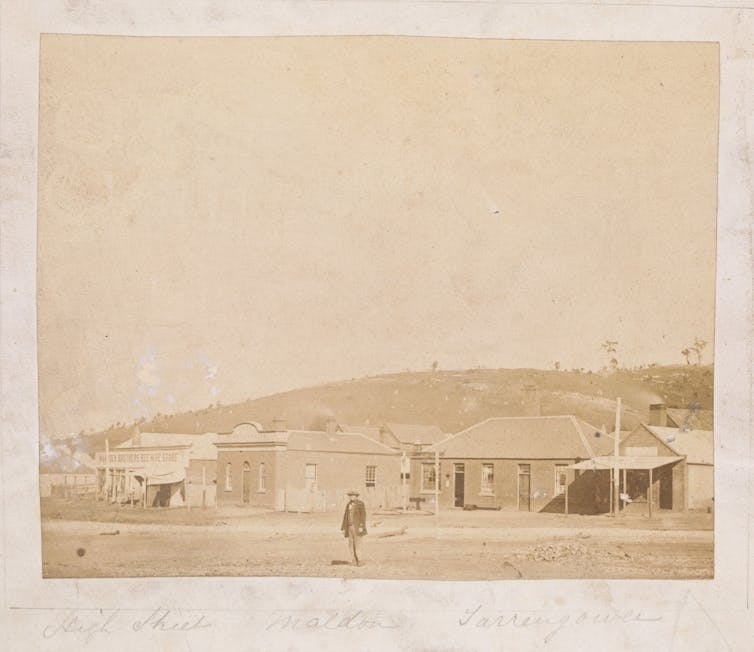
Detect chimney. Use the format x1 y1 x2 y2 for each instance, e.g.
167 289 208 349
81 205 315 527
648 403 667 427
324 417 337 434
522 384 541 417
272 417 287 432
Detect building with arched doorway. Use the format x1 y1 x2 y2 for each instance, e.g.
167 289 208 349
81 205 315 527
215 422 402 512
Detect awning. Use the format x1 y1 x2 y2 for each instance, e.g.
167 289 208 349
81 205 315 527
141 468 186 485
567 455 683 471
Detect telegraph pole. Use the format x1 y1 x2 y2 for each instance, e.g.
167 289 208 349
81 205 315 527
435 449 440 525
104 438 110 503
613 397 621 516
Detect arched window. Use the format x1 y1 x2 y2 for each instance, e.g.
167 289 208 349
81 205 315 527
258 462 266 492
225 462 232 491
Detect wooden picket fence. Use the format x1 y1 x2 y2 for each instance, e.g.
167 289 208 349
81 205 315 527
278 484 403 513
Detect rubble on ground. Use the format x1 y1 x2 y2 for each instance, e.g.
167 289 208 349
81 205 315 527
520 541 634 562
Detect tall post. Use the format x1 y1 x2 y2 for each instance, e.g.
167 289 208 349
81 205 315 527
435 449 440 523
202 465 207 510
401 453 408 512
104 438 110 502
609 468 613 515
564 469 569 517
648 468 653 518
613 397 621 516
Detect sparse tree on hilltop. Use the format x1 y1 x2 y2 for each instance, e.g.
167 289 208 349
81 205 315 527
601 340 619 372
691 338 708 366
681 348 691 365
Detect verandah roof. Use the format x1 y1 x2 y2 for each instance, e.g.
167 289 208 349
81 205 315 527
566 455 683 471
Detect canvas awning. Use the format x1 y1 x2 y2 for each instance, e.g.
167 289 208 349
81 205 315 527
141 468 186 485
567 455 683 471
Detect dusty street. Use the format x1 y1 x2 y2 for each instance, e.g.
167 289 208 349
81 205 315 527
41 499 713 580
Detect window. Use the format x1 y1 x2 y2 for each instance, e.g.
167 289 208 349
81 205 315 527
421 463 437 492
224 462 232 491
365 465 376 487
258 462 266 492
554 464 568 496
480 463 495 495
305 463 317 490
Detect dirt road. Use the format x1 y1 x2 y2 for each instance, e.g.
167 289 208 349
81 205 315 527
41 502 713 580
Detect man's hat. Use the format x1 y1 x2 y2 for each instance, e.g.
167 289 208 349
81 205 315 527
346 489 360 496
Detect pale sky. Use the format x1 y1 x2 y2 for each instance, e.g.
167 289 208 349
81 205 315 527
37 36 718 437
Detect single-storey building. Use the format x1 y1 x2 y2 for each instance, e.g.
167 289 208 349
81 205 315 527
665 406 713 431
409 415 614 514
565 403 713 515
214 422 403 512
39 444 97 498
95 432 219 508
336 421 447 451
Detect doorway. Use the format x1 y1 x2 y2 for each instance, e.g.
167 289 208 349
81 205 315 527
242 462 250 504
454 463 465 507
658 465 673 509
518 463 531 511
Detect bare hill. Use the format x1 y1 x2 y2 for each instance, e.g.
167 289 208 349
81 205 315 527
53 364 713 458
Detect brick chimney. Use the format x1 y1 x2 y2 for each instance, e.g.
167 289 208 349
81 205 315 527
522 384 541 417
648 403 667 427
324 417 337 434
272 417 287 432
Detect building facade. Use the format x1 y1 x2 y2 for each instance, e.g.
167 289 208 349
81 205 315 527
94 432 219 508
409 416 614 514
215 422 403 512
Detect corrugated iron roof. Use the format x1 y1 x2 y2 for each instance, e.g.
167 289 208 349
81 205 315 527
384 423 446 445
429 416 606 459
666 408 713 431
40 443 97 474
117 433 197 448
567 455 683 470
338 424 401 448
644 425 713 465
287 430 399 455
117 432 220 460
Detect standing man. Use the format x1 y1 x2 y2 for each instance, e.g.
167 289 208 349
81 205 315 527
341 489 367 566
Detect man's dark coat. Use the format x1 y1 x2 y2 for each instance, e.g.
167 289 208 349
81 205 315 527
341 499 367 537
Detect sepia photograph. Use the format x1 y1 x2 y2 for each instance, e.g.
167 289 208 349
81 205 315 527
37 35 718 581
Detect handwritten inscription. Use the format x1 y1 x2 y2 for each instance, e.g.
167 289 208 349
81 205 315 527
43 610 119 645
43 609 211 644
132 608 212 632
41 604 663 644
459 604 663 643
265 609 404 632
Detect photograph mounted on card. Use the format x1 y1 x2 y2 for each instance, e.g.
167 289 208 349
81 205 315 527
37 35 718 580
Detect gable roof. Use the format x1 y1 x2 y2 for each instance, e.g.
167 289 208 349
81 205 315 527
117 433 197 448
117 432 220 460
338 424 402 448
666 408 713 431
286 430 398 455
643 425 713 465
40 443 97 474
384 423 446 445
338 424 381 438
429 416 606 459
